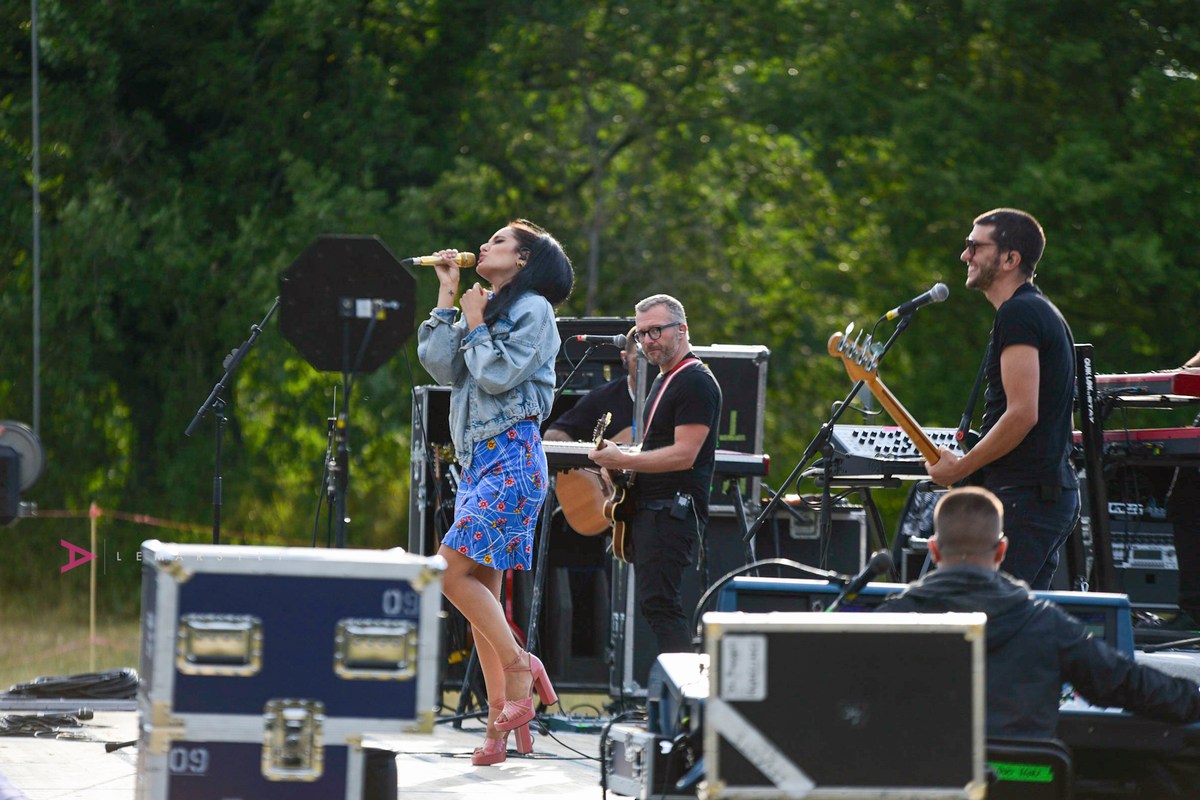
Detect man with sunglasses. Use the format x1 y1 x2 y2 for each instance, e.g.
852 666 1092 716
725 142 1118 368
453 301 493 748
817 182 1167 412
926 208 1080 590
877 487 1200 739
589 294 722 658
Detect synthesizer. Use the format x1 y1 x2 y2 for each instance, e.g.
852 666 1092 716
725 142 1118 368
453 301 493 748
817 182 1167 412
1096 370 1200 399
820 424 965 479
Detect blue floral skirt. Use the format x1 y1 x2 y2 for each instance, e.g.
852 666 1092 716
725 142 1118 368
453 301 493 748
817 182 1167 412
442 420 547 571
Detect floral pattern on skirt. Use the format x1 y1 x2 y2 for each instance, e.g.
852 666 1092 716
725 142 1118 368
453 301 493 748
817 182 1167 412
442 420 547 571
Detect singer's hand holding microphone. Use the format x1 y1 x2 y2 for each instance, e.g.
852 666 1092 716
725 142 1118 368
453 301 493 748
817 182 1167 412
411 249 476 308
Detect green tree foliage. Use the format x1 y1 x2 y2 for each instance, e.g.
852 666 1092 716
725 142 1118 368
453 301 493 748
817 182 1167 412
2 0 1197 598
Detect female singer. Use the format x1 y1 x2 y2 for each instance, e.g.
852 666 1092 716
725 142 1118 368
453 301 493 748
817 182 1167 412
417 219 573 765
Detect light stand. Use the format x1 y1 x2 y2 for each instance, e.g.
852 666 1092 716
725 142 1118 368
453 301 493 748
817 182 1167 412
279 235 416 546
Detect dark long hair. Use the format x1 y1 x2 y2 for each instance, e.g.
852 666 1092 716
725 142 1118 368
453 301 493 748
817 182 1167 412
484 219 575 326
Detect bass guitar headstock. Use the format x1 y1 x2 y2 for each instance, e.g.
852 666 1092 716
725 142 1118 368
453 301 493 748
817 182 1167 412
827 321 883 385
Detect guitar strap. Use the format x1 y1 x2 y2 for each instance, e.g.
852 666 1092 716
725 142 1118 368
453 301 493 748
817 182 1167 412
956 341 990 449
643 357 701 438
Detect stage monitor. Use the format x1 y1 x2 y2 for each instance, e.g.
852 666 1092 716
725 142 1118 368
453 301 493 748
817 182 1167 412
718 577 1135 656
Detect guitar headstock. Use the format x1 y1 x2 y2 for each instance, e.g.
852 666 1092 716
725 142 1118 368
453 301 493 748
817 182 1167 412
592 412 612 447
828 321 882 384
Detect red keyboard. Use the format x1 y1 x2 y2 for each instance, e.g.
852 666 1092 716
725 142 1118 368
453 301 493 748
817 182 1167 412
1096 370 1200 398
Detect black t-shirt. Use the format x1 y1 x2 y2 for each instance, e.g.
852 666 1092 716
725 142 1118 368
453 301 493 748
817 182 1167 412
546 377 635 441
980 283 1078 489
636 354 722 521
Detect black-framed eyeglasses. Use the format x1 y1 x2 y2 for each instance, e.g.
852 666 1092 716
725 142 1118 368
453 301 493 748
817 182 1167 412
632 322 682 343
965 239 1004 257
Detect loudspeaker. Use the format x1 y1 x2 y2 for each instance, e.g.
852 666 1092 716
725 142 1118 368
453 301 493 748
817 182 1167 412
407 385 453 556
691 345 769 512
751 499 868 576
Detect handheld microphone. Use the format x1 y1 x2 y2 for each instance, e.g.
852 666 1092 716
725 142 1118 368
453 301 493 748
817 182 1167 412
826 549 894 611
401 252 476 268
885 283 949 320
575 334 627 348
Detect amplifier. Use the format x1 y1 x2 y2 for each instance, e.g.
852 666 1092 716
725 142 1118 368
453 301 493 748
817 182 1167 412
603 722 694 800
555 316 635 392
751 498 867 576
714 577 1137 656
1110 519 1179 607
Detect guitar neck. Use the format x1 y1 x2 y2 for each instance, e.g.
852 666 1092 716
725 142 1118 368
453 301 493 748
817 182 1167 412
863 376 940 463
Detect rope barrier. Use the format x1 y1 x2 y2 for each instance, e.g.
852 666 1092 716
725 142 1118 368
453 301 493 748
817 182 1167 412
27 503 256 541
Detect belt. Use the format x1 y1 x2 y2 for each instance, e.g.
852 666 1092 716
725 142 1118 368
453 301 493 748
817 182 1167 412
638 499 672 511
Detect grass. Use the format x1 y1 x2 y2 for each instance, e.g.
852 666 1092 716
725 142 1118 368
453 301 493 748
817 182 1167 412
0 605 141 693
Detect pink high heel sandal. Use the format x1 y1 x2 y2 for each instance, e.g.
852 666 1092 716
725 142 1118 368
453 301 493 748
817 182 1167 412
472 700 534 766
494 652 558 733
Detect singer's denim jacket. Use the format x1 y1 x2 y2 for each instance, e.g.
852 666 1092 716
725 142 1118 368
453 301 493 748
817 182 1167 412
417 291 560 471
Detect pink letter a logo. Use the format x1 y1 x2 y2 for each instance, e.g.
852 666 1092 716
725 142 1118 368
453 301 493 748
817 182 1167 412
60 540 96 573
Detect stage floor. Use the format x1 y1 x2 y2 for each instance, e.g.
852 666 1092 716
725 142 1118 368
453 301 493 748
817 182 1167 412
0 707 610 799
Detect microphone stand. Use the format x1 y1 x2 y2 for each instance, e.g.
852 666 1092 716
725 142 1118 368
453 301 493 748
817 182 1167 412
744 314 917 548
185 297 280 545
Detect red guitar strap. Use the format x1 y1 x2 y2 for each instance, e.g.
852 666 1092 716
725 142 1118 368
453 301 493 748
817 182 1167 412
644 357 700 437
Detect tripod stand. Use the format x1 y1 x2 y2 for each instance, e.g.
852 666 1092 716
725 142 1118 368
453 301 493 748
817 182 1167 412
279 235 416 547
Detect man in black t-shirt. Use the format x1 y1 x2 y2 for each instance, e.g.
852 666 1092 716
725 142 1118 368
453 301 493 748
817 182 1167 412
926 208 1080 590
589 294 722 654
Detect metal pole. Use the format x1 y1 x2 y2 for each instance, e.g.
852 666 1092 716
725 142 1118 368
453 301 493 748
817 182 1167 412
31 0 42 435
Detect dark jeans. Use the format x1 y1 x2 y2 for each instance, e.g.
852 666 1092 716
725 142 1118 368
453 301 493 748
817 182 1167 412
991 484 1081 590
632 503 697 655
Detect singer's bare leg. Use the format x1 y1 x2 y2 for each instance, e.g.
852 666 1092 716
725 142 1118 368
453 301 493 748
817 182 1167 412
438 546 532 732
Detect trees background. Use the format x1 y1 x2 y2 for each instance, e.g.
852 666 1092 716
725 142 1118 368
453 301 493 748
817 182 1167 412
3 0 1198 608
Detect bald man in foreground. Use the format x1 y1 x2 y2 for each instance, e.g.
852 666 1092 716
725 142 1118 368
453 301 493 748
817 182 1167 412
877 486 1200 739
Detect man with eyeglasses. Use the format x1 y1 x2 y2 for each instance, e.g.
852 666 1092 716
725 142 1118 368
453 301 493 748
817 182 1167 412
925 208 1080 591
589 294 722 657
877 487 1200 739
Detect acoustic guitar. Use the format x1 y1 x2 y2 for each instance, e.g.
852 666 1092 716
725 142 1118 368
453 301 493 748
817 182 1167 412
554 414 632 535
827 325 941 464
603 450 638 564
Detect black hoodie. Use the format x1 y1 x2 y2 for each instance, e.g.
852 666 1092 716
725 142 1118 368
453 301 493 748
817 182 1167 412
877 564 1200 738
